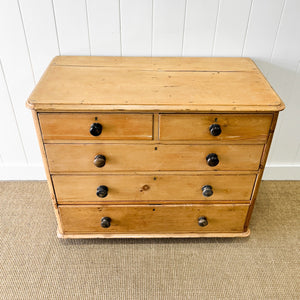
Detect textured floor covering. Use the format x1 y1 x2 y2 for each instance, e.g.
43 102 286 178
0 181 299 299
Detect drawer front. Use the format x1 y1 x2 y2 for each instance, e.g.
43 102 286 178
46 144 264 173
39 113 153 140
159 114 272 142
53 174 256 204
59 204 249 233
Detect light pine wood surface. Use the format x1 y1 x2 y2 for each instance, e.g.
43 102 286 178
53 174 256 204
39 113 153 140
45 143 264 173
58 204 249 234
159 113 273 142
26 56 284 238
27 57 284 112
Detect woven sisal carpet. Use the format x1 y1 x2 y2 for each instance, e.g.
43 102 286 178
0 181 299 299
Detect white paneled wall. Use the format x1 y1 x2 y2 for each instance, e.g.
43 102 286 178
0 0 299 180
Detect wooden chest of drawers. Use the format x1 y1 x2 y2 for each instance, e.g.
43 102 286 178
27 56 284 238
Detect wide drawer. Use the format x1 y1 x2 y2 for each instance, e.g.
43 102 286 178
39 113 153 140
159 114 272 142
58 204 249 233
46 144 264 172
53 174 256 204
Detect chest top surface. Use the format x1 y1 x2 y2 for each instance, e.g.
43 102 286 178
27 56 284 112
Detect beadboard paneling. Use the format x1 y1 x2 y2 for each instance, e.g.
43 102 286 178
213 0 252 56
87 0 121 55
120 0 152 56
152 0 186 56
0 62 27 165
53 0 90 55
242 0 285 73
183 0 219 56
19 0 60 81
0 0 299 179
0 1 42 166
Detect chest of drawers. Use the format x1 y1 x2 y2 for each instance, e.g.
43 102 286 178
27 56 284 238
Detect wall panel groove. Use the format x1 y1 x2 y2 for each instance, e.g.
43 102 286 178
0 0 299 179
241 0 254 56
0 61 27 165
0 1 41 166
17 0 36 84
211 0 221 56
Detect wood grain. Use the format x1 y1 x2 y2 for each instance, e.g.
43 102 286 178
244 112 279 230
58 204 249 233
57 229 251 239
31 110 63 233
53 174 256 204
39 113 153 140
27 57 284 112
45 143 264 173
51 56 257 70
159 113 273 142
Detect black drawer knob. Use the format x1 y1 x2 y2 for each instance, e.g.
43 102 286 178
97 185 108 198
94 154 106 168
198 216 208 227
209 124 221 136
101 217 111 228
202 185 213 197
90 123 102 136
206 153 219 167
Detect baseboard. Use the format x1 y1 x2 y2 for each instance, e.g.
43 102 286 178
262 164 300 180
0 165 299 180
0 165 46 180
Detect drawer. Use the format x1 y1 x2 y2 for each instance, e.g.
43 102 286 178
53 174 256 204
159 114 272 142
46 144 264 173
39 113 153 140
58 204 249 233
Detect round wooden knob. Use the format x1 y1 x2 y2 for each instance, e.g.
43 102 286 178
206 153 219 167
198 216 208 227
202 185 213 197
101 217 111 228
209 124 221 136
97 185 108 198
93 154 106 168
90 122 102 136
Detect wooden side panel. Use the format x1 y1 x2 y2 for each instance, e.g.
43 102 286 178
53 174 256 204
31 110 63 233
159 114 273 142
45 143 264 173
59 204 249 233
244 113 278 230
39 113 153 140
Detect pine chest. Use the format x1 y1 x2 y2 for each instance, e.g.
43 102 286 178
27 56 284 238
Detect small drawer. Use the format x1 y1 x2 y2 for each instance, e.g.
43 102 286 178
58 204 249 234
39 113 153 141
53 174 256 204
45 143 264 173
159 114 272 142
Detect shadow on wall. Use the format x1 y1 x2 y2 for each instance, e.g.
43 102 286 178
252 58 300 164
